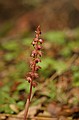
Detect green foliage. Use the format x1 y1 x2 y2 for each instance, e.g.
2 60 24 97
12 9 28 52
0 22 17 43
72 66 79 86
22 38 31 46
44 31 66 44
0 104 14 114
2 41 19 51
60 47 72 57
72 97 79 106
16 61 28 76
39 57 67 77
17 81 30 93
0 91 16 113
68 41 79 51
0 91 15 104
2 41 21 62
47 81 56 100
0 22 13 37
0 28 79 114
4 52 17 61
17 101 25 110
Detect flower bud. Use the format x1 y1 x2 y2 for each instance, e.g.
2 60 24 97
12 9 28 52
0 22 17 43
31 50 37 57
26 77 32 83
34 73 39 78
35 65 41 71
30 61 34 65
28 72 34 78
32 82 37 87
35 58 41 63
37 45 41 50
38 51 42 57
32 41 36 46
39 39 43 44
34 38 38 42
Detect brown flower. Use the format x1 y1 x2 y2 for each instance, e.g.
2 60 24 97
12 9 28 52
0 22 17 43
25 26 43 87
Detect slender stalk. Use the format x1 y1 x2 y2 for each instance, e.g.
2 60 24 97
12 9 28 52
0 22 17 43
24 26 43 120
24 82 32 120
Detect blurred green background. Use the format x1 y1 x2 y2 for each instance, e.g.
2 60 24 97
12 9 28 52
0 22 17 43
0 0 79 116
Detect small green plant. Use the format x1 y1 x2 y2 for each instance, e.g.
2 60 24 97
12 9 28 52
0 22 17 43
24 26 43 120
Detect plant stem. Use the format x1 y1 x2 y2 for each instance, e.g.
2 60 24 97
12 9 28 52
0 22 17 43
24 82 32 120
24 26 43 119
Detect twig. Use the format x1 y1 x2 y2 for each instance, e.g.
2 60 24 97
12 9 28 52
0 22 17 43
0 113 56 120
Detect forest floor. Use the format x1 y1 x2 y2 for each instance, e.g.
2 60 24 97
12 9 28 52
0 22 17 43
0 28 79 120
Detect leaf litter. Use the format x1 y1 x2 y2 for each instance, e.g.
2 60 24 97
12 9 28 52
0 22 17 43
0 29 79 119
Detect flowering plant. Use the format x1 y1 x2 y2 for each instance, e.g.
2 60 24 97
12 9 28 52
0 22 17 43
24 26 43 120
